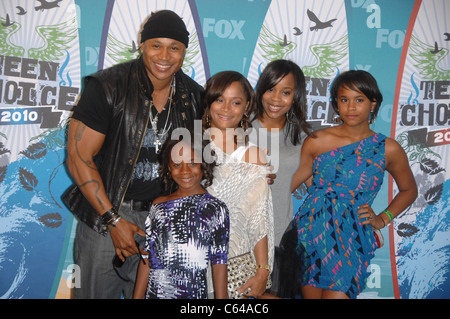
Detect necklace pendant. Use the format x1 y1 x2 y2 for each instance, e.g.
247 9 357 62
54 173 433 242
154 138 162 153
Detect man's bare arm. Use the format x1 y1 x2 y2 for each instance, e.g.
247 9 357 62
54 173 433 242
67 119 111 213
66 119 145 259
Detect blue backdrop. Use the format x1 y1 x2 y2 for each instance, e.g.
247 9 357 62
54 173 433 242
0 0 448 299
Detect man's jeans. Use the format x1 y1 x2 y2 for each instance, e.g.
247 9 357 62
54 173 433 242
72 202 148 299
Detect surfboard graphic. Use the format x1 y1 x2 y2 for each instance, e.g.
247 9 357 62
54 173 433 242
250 0 349 223
0 0 80 298
391 0 450 299
248 0 349 130
100 0 206 86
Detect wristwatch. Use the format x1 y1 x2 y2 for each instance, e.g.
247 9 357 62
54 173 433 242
256 264 270 272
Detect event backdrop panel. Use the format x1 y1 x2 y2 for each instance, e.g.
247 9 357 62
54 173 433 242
0 0 448 299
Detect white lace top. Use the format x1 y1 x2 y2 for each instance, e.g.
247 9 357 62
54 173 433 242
207 142 274 270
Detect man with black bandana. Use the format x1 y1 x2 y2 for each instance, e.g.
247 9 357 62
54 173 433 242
63 10 203 298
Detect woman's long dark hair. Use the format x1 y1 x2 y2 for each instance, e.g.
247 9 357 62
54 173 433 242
254 59 311 145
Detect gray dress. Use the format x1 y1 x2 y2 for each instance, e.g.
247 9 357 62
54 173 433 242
249 118 304 297
249 119 303 246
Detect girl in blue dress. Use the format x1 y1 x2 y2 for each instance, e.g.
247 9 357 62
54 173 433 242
290 70 417 299
133 133 230 299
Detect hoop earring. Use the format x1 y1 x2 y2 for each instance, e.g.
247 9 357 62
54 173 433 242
286 109 296 124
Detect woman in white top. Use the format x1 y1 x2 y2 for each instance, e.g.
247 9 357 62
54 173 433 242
202 71 274 298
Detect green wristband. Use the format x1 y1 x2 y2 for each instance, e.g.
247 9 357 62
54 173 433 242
383 210 394 222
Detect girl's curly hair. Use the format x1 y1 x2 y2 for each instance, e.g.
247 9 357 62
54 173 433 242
157 130 216 192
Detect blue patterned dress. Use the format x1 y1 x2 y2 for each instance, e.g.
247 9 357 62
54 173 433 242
294 133 386 298
144 193 229 299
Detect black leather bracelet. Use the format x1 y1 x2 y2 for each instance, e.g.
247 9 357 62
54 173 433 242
101 207 119 225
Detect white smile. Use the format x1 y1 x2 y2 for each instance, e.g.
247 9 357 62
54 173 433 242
217 114 234 120
267 104 284 112
154 62 172 72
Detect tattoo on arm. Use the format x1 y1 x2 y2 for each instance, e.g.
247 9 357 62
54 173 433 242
74 120 85 141
79 179 105 210
73 121 97 170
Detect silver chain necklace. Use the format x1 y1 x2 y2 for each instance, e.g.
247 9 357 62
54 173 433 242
149 76 175 153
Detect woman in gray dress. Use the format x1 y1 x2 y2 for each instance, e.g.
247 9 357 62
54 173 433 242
249 59 311 298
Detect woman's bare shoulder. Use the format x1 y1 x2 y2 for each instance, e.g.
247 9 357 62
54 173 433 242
242 145 268 166
303 127 341 154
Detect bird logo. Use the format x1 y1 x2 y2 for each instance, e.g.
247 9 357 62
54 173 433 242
257 15 347 79
35 0 63 12
307 9 337 31
0 16 77 62
409 34 450 81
